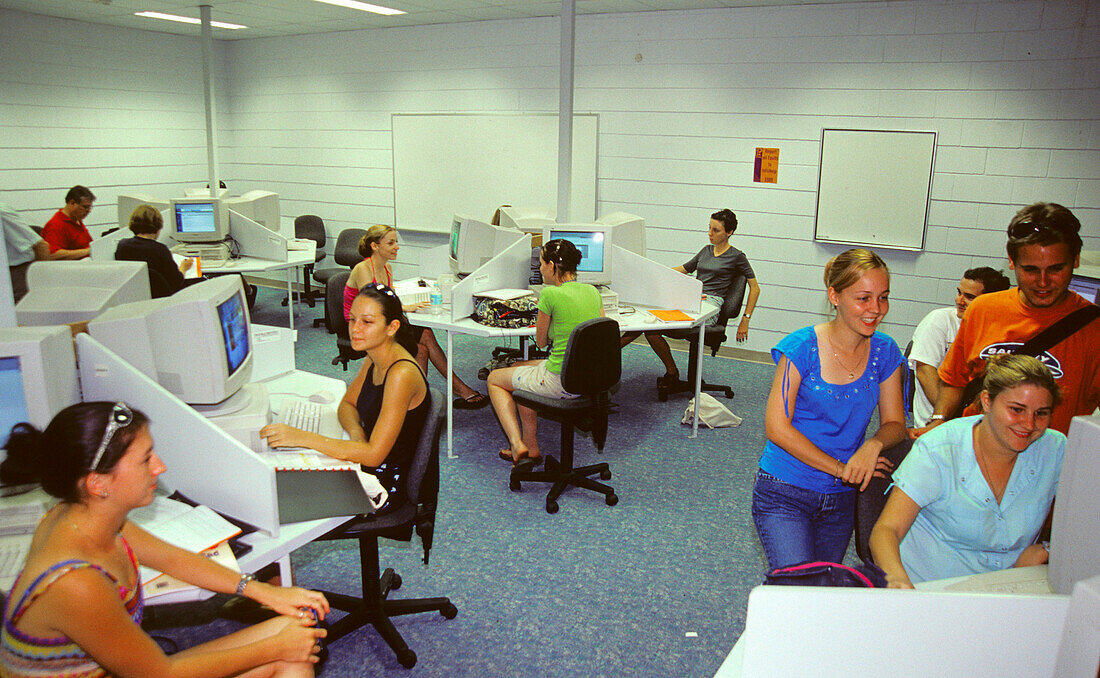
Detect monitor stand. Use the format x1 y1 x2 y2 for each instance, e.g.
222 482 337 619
197 383 270 452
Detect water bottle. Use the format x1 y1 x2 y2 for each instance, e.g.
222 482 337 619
429 280 443 315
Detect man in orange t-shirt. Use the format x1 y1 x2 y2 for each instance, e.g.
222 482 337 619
922 202 1098 436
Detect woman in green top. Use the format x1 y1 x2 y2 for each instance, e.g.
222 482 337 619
487 239 604 470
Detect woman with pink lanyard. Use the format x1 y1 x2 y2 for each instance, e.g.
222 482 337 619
345 224 489 409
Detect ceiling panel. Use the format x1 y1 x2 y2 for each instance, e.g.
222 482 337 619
0 0 887 40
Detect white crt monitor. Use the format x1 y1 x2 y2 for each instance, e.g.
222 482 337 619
1049 413 1100 595
0 325 81 455
117 193 169 231
16 260 150 326
87 275 252 406
226 190 281 234
449 215 525 275
543 225 614 286
596 211 646 257
170 197 229 244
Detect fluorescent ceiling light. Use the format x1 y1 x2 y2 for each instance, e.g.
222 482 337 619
135 11 247 29
312 0 406 16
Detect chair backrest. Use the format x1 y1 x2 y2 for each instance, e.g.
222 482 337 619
560 317 622 396
716 272 748 327
333 228 367 268
327 269 351 336
403 387 445 510
294 215 327 263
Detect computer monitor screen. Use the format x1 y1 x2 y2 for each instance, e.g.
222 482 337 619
545 226 613 285
218 292 249 375
88 275 253 406
0 326 81 448
170 198 229 243
1068 273 1100 304
0 358 27 448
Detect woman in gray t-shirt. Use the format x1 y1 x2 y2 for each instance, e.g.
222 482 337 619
620 208 761 387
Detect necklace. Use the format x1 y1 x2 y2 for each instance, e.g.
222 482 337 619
826 326 864 381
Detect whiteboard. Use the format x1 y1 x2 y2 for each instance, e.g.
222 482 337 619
392 113 598 233
814 129 936 251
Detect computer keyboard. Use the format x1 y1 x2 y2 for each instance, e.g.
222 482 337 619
0 541 29 582
274 398 344 442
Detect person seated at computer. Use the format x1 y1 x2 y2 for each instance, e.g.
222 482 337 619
619 209 761 388
869 355 1065 588
344 224 489 410
753 248 906 570
115 204 195 298
486 239 604 470
0 401 329 677
261 283 430 515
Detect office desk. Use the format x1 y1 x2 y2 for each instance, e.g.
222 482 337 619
411 302 719 457
203 243 316 328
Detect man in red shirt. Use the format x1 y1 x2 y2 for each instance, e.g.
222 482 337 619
42 185 95 260
921 202 1098 436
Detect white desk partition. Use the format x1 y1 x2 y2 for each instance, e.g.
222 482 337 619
731 585 1069 678
449 234 532 321
230 211 288 262
419 243 451 280
610 245 702 313
76 334 281 536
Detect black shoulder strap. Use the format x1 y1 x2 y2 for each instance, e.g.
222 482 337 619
1017 304 1100 356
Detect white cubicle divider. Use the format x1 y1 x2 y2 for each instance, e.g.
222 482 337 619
449 233 532 322
76 334 282 536
17 260 151 326
419 243 451 280
610 245 702 313
229 211 288 262
90 222 175 261
732 585 1069 677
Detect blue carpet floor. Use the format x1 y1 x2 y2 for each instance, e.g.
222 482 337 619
149 287 817 676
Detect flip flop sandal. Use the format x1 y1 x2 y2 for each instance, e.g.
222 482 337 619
454 392 490 410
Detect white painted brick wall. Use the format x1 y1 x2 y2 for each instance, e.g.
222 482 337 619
1 1 1096 355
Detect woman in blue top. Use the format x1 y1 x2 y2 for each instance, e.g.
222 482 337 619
870 355 1064 587
753 248 906 569
487 239 603 471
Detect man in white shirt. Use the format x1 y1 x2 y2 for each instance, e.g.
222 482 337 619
2 202 50 304
908 267 1010 426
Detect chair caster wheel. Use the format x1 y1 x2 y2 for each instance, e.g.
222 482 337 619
397 648 417 668
606 493 618 506
509 478 521 492
391 574 402 590
441 603 458 619
600 469 611 480
546 500 559 514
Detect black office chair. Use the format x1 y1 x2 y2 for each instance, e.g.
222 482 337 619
855 437 913 564
327 270 365 370
282 215 327 308
510 317 621 513
656 273 747 402
314 227 368 330
313 388 455 669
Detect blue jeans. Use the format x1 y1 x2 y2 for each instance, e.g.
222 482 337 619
752 469 856 570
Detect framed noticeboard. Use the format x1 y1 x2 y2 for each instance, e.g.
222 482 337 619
813 129 937 251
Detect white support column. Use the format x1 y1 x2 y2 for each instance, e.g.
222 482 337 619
556 0 575 223
199 5 221 193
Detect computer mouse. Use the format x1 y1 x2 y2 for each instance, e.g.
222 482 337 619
308 391 336 404
644 314 658 324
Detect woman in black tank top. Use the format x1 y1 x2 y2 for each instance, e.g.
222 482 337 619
261 283 429 512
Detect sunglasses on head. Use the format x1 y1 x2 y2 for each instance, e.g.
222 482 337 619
1007 219 1078 240
90 402 133 472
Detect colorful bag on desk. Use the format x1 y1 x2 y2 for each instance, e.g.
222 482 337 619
471 294 539 329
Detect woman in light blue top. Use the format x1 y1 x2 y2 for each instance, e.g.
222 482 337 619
487 239 603 471
752 248 906 570
870 354 1065 587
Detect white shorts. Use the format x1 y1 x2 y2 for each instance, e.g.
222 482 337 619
511 360 580 400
